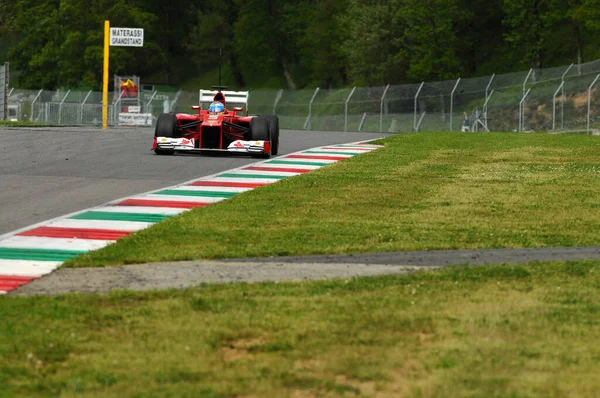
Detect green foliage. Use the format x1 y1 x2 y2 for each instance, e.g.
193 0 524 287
2 0 600 89
397 0 463 81
8 0 162 89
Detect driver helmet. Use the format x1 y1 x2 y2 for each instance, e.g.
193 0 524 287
208 101 225 114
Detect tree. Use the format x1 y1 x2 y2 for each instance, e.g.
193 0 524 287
342 0 407 86
9 0 161 89
183 0 243 86
396 0 464 81
298 0 349 88
502 0 552 71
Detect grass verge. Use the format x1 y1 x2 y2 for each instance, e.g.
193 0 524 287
2 261 600 397
64 131 600 267
4 131 600 396
0 121 55 127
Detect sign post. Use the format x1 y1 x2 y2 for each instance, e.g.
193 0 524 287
102 21 144 129
102 21 109 129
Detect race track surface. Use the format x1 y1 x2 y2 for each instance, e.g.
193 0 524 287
0 126 386 236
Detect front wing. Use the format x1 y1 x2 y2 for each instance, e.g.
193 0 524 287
154 137 271 155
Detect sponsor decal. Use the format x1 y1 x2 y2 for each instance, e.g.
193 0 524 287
118 113 153 126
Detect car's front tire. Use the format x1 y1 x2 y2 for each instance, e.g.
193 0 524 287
264 115 280 155
154 113 178 155
250 116 271 158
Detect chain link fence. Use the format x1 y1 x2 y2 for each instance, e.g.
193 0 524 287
6 59 600 133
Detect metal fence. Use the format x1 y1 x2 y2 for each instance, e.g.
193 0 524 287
6 59 600 133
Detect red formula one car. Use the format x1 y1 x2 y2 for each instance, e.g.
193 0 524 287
152 86 279 157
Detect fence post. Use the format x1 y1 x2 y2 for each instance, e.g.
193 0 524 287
345 87 356 132
485 74 495 103
450 78 461 131
145 90 157 113
303 87 320 130
170 90 182 111
552 81 564 133
358 112 368 131
519 69 533 131
80 90 92 125
416 112 426 132
519 88 531 132
113 89 124 126
58 89 70 125
561 63 574 129
484 74 495 128
30 89 43 122
413 82 424 132
522 68 533 97
587 74 600 134
379 84 390 133
482 90 494 131
273 89 283 114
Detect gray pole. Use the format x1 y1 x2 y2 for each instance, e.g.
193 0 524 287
519 69 533 131
303 87 320 130
450 78 461 131
273 89 283 114
413 82 424 132
587 74 600 134
484 74 495 128
519 88 531 132
58 89 70 125
561 63 574 129
170 90 182 111
30 89 43 122
485 74 495 101
552 81 564 133
523 68 533 97
113 89 125 126
145 90 157 110
379 84 390 133
482 90 494 131
344 87 356 132
80 90 92 125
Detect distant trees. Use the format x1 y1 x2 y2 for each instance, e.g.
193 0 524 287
2 0 600 90
8 0 161 89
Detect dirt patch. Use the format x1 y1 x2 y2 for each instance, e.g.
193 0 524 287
9 246 600 296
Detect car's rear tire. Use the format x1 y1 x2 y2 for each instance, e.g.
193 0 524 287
250 116 271 158
264 115 280 155
154 113 178 155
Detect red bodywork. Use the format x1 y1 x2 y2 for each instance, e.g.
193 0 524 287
173 91 253 150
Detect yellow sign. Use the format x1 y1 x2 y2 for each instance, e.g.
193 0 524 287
102 21 109 129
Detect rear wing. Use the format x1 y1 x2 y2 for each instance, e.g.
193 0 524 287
199 89 249 109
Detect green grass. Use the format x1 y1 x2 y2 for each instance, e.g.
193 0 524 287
4 131 600 397
2 261 600 397
0 121 54 127
64 131 600 268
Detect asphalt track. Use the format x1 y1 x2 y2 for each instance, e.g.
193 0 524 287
3 126 600 296
0 126 387 236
